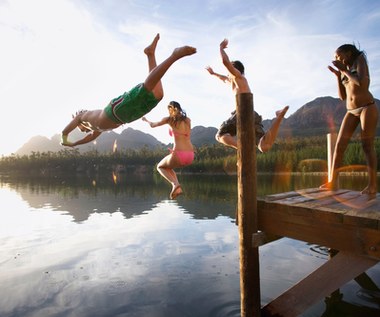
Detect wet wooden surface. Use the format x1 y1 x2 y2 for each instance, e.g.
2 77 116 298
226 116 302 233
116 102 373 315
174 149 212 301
258 188 380 316
257 188 380 259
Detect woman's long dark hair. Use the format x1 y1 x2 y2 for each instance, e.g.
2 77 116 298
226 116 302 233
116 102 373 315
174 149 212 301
168 101 187 126
337 44 365 65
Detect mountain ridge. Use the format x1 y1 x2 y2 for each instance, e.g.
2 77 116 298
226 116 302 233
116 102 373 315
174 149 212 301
15 96 380 155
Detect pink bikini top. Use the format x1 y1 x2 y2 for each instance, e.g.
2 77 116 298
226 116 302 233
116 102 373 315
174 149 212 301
169 128 190 138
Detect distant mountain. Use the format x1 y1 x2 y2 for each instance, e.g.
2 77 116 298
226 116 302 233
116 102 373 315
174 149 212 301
191 126 218 147
16 128 165 155
16 135 63 155
16 126 218 155
263 96 380 137
15 96 380 155
96 128 164 152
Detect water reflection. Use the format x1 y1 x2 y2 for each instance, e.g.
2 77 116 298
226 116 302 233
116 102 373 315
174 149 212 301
1 173 239 222
0 189 240 317
1 172 374 223
0 173 379 317
0 172 330 223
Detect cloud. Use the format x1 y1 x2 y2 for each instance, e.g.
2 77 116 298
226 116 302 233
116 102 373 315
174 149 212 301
1 0 379 155
0 0 144 154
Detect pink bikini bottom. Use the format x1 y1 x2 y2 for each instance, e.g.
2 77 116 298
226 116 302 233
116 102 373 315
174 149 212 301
170 149 194 166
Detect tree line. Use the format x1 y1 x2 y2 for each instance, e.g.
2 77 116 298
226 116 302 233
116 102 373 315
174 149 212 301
1 136 379 175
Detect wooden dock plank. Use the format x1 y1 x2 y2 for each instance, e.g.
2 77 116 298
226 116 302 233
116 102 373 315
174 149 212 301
263 188 347 202
287 191 380 229
257 189 380 259
261 191 299 202
266 189 357 210
298 196 357 212
303 192 380 230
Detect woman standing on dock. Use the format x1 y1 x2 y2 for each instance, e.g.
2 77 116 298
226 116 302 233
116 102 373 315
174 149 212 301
320 44 378 197
142 101 194 199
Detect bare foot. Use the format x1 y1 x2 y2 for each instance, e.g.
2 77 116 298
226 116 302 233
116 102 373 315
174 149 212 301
172 46 197 59
276 105 289 119
170 184 183 199
144 33 160 56
320 181 338 190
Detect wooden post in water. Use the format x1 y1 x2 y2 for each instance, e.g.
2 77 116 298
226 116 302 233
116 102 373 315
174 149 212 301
236 93 261 317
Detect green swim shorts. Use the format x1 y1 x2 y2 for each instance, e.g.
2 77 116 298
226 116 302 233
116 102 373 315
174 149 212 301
104 83 160 124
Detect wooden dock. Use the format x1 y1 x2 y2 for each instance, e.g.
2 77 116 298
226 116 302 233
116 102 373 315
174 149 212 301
257 188 380 317
234 93 379 316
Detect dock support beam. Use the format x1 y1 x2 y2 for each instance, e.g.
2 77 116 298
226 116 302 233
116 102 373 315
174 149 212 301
261 251 378 317
236 93 261 316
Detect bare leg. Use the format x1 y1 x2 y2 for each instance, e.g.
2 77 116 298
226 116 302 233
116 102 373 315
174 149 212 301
144 34 160 71
215 133 237 149
216 105 288 152
258 106 289 153
320 112 359 190
156 154 183 199
359 104 378 196
143 34 196 100
144 34 162 98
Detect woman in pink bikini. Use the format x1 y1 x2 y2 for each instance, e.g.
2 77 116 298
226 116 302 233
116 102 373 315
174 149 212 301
320 44 378 197
142 101 194 199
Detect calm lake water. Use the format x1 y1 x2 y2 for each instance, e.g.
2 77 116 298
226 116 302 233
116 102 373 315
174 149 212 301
0 172 379 317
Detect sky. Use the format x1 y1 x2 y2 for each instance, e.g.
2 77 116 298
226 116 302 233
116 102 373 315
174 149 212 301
1 0 380 156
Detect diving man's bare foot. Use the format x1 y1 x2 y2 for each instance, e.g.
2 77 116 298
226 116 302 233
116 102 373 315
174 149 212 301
144 33 160 56
276 105 289 119
257 105 289 153
172 46 197 59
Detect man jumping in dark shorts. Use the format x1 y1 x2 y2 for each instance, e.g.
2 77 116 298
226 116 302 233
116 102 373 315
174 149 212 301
216 109 266 148
206 38 288 152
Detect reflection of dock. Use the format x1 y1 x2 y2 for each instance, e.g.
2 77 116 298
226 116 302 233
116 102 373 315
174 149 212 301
258 188 380 317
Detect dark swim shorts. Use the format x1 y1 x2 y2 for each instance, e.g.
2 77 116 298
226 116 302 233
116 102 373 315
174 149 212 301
217 110 265 145
104 83 159 124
